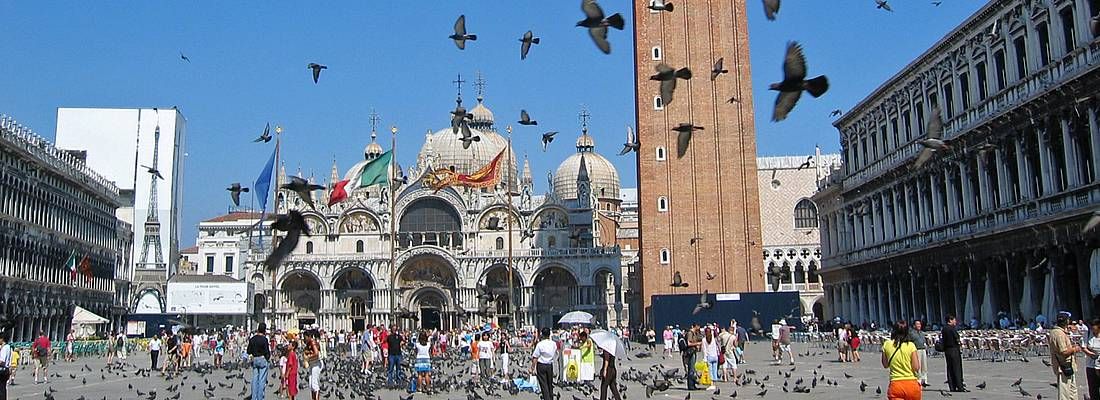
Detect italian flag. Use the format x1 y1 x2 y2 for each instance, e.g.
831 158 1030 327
328 150 393 206
65 250 77 281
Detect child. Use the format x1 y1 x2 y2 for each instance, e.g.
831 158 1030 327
8 348 20 385
277 347 288 398
849 329 862 362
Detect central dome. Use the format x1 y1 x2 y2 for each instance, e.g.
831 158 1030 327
417 97 517 192
554 129 620 200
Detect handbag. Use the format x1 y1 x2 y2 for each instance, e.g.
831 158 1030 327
933 340 943 353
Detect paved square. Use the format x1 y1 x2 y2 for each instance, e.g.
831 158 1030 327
3 341 1076 399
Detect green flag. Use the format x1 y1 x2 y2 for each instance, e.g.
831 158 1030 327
358 150 393 187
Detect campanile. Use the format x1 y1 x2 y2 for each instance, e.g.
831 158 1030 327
633 0 764 317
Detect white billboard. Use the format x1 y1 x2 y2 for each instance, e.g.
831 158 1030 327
167 282 250 314
56 107 187 287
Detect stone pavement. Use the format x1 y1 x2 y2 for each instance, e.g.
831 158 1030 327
2 341 1077 399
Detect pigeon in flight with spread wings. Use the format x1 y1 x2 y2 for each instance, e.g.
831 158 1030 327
226 183 249 207
619 126 638 155
911 106 948 169
770 42 829 122
519 30 540 60
264 210 310 271
450 15 478 49
577 0 625 54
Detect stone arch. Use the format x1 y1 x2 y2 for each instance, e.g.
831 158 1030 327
394 187 467 223
591 265 621 286
480 264 524 315
533 265 579 326
281 269 323 315
132 287 164 314
530 205 570 231
477 205 522 230
301 211 329 236
334 267 376 311
394 247 464 284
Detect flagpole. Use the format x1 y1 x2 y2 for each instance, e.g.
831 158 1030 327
388 125 398 329
505 126 516 330
268 125 282 329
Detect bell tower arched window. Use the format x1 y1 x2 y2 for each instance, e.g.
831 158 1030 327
794 199 819 228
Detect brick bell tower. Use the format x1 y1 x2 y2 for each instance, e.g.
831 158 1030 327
633 0 764 319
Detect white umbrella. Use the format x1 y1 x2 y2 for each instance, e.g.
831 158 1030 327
558 311 595 325
588 329 625 357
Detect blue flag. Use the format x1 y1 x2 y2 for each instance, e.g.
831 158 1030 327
254 147 277 211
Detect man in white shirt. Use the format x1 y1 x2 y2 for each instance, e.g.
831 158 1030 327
531 328 558 400
478 334 494 381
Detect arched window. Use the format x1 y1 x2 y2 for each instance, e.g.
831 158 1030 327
657 196 669 212
651 46 662 59
659 248 670 264
656 147 667 161
356 240 364 253
305 241 314 254
495 237 505 250
654 95 664 110
794 199 819 228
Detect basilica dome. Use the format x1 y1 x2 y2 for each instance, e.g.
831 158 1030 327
417 97 517 192
554 129 620 200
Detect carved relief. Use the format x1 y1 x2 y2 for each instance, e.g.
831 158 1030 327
340 212 380 233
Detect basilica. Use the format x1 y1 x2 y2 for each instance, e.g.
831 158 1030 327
251 89 627 331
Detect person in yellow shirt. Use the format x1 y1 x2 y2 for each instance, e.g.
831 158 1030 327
881 320 921 400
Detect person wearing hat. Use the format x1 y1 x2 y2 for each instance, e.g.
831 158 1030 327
247 323 271 400
1050 311 1080 400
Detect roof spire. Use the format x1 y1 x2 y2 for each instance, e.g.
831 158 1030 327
578 104 591 133
369 108 381 138
576 105 595 152
474 70 487 103
453 73 466 107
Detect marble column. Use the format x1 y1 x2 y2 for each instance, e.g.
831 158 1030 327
995 148 1012 206
913 179 925 231
1015 135 1035 200
929 173 942 226
959 160 975 218
976 153 992 212
886 279 896 322
1088 105 1100 182
1061 116 1081 188
1036 125 1054 195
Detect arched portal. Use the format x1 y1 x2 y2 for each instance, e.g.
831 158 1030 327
483 265 523 327
334 268 375 331
281 271 322 327
399 198 463 249
135 290 164 314
253 294 266 320
534 266 578 328
398 254 459 330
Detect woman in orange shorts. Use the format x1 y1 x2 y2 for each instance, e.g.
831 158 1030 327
180 335 193 367
881 320 921 400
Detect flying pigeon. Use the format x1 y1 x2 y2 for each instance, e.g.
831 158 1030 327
619 126 638 155
542 131 557 152
577 0 625 54
281 176 324 209
692 290 712 315
670 271 689 287
875 0 893 11
141 164 164 180
770 41 829 122
450 15 478 50
911 106 947 169
711 57 729 81
672 123 704 158
797 156 812 170
647 0 674 12
180 52 190 63
253 123 272 143
519 30 540 60
307 63 327 84
651 63 693 106
263 210 310 271
226 183 250 207
460 134 481 149
519 110 538 126
763 0 780 20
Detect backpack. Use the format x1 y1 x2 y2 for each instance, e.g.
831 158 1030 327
677 336 690 353
116 336 124 348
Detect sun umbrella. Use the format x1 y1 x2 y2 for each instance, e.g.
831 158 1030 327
588 329 625 357
557 311 595 325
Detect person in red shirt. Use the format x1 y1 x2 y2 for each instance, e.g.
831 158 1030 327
379 328 390 369
31 330 50 384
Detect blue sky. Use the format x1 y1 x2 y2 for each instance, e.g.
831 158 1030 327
0 1 986 246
